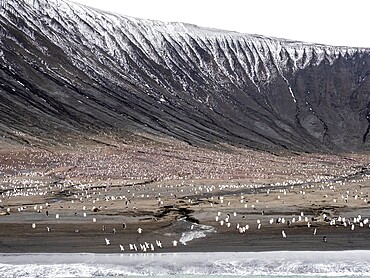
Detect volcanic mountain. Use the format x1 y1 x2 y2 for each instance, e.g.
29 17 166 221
1 0 369 153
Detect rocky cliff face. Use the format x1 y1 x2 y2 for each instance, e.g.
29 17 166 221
0 0 369 152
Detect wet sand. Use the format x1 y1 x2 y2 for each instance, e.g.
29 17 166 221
2 221 370 253
1 139 370 253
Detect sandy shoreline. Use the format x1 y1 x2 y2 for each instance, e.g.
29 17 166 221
2 221 370 253
1 141 370 253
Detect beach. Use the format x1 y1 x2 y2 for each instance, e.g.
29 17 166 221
1 138 370 253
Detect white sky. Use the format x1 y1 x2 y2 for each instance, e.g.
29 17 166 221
71 0 369 48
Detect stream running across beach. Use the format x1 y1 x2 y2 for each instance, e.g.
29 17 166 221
1 251 370 277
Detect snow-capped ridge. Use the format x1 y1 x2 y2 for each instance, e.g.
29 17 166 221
1 0 367 86
0 0 369 152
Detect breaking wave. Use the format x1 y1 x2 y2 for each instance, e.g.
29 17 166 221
1 251 370 277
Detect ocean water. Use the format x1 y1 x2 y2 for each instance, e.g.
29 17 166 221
1 251 370 277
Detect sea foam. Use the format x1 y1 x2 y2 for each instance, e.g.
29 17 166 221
1 251 370 277
179 222 216 245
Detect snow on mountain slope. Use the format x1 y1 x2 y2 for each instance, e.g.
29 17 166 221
0 0 369 152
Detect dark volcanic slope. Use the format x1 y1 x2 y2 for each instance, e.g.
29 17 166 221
0 0 369 152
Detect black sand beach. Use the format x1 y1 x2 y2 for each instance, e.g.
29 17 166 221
2 222 370 253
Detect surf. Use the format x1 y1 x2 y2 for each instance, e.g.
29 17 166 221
1 251 370 277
